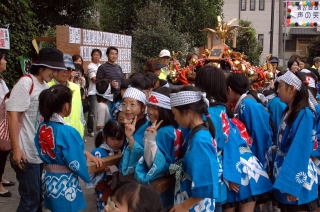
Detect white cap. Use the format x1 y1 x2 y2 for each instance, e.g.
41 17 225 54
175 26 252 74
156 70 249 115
159 49 171 58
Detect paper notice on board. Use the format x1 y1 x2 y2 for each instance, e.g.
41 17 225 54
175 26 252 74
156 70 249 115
0 28 10 49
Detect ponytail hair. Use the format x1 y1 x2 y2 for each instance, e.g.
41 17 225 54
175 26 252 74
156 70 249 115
173 86 215 138
285 72 309 125
39 85 72 123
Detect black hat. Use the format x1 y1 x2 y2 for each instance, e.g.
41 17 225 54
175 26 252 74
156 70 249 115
32 48 66 70
154 62 166 70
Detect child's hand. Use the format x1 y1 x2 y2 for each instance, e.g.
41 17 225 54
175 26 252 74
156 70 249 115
229 182 240 193
84 151 103 167
287 194 298 202
146 120 163 134
125 116 137 138
169 203 188 212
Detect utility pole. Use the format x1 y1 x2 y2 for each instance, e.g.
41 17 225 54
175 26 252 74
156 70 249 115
270 0 275 54
278 0 285 66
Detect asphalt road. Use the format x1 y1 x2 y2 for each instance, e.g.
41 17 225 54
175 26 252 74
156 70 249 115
0 137 97 212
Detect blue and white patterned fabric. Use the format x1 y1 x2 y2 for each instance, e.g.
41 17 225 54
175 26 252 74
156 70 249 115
273 108 318 205
266 96 287 134
119 119 149 175
234 94 274 172
174 125 219 212
34 114 90 212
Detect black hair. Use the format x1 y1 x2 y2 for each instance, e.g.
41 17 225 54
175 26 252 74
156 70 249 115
195 65 228 104
95 120 125 148
72 55 83 65
29 65 47 76
149 87 178 128
96 79 111 103
159 79 168 87
112 181 163 212
121 78 130 89
283 72 309 125
74 63 84 76
226 73 250 95
287 59 299 70
129 72 148 90
106 46 118 55
173 86 215 138
145 72 159 89
39 85 72 123
91 48 102 57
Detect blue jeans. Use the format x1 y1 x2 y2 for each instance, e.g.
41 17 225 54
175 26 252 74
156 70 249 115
11 159 43 212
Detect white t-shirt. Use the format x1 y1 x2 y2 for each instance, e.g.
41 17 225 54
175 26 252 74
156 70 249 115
0 78 9 102
6 75 48 164
95 102 110 127
87 62 101 96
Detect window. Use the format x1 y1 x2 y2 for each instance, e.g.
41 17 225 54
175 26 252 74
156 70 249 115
241 0 247 11
258 34 264 48
259 0 265 10
250 0 255 11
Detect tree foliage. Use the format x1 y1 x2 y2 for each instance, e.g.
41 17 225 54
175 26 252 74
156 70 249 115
132 2 191 71
230 20 263 66
308 40 320 66
0 0 41 86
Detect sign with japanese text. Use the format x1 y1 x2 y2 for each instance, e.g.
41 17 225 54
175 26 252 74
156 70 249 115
286 1 320 27
56 26 132 73
0 28 10 49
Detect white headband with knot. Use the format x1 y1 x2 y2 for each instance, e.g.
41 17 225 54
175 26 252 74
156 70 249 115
96 83 113 102
277 71 302 91
300 69 316 88
148 91 171 110
170 91 209 107
123 87 146 104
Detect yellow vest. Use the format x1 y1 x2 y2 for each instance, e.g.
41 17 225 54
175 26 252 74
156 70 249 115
158 67 168 80
48 80 84 137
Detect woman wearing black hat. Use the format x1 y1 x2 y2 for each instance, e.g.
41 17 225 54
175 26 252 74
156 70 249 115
6 48 66 212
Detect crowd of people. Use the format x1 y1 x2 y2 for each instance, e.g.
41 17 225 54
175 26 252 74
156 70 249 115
1 46 320 212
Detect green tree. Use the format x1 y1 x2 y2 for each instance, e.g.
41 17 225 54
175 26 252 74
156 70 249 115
230 20 263 66
307 40 320 66
0 0 41 86
132 2 191 71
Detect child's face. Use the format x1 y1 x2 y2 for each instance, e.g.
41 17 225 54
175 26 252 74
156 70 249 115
277 81 296 104
106 137 124 151
147 105 159 124
117 111 134 125
122 98 145 118
55 69 71 83
104 197 128 212
172 108 189 128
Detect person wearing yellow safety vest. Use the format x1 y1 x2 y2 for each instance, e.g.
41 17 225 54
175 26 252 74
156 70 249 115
158 49 171 80
48 54 85 137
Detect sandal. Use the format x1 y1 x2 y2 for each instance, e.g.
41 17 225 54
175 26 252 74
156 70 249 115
0 191 12 197
2 181 15 187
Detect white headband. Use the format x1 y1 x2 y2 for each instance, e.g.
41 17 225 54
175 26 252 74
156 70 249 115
96 83 113 102
148 91 171 110
123 87 146 104
277 71 302 91
300 69 316 88
170 91 209 107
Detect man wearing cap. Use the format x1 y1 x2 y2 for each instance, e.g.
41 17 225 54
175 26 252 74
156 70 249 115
6 48 65 212
312 57 320 74
158 49 171 80
48 54 85 137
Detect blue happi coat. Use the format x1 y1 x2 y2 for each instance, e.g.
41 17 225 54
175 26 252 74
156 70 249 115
89 144 120 212
267 96 287 133
119 118 149 175
273 108 318 205
174 125 219 212
135 125 183 207
209 105 272 203
235 94 273 171
311 104 320 183
34 115 90 212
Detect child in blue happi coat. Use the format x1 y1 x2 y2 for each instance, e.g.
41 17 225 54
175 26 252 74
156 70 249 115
134 87 183 207
273 71 318 211
169 86 219 212
119 87 149 175
226 73 274 172
89 120 125 212
196 66 272 212
34 85 100 212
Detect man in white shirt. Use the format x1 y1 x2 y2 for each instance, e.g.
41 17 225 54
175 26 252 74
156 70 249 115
87 49 102 136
